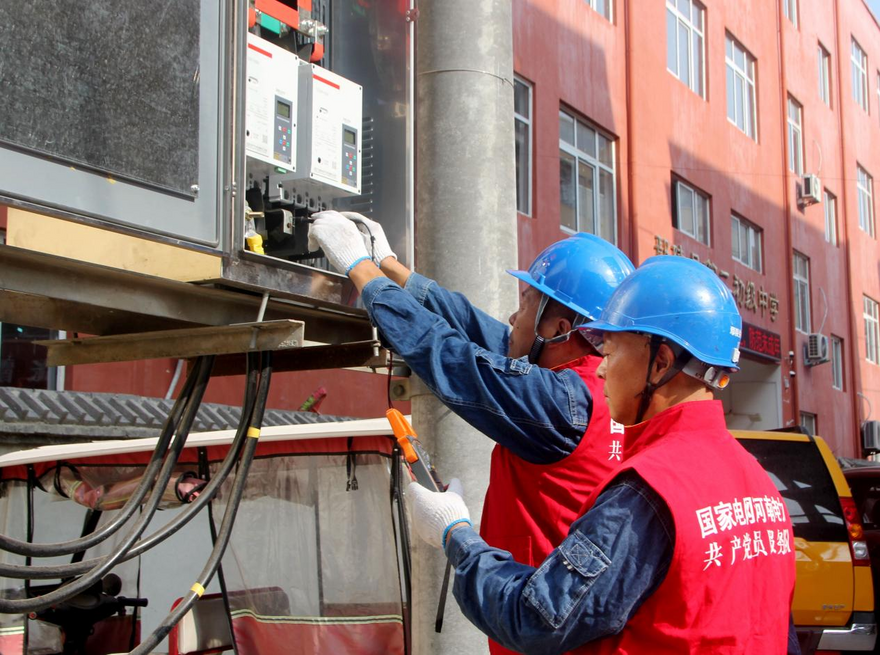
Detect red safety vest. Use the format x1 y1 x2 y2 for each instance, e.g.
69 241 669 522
480 355 623 655
573 401 796 655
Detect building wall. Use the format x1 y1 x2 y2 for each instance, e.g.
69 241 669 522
838 0 880 444
513 0 630 266
64 360 398 418
512 0 880 456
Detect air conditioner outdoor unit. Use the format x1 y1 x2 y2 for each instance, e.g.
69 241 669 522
805 333 830 365
799 174 822 206
863 421 880 452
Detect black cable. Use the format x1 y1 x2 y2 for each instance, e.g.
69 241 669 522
0 356 214 614
130 352 273 655
68 509 103 570
202 447 239 655
0 353 260 581
390 445 412 655
387 351 394 408
0 363 202 558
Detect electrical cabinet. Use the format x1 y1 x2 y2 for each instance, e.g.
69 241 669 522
0 0 413 314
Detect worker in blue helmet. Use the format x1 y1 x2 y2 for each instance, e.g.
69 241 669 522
308 211 633 655
406 256 798 655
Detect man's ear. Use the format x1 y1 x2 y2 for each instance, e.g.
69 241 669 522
544 316 573 340
651 343 677 383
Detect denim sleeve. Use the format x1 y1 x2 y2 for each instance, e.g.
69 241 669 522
362 277 589 464
404 272 510 355
446 472 675 655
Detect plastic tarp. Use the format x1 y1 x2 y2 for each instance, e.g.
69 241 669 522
211 437 406 655
0 434 407 655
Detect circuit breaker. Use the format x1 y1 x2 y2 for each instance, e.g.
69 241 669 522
245 33 299 179
267 64 363 209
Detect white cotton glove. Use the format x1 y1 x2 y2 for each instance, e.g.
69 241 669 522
408 478 471 549
307 210 371 274
341 212 397 265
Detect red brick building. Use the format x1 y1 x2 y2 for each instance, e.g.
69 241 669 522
512 0 880 456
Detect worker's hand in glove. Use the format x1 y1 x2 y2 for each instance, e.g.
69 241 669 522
341 212 397 265
308 210 372 274
408 478 471 549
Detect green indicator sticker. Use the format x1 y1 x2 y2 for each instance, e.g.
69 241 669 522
260 14 284 35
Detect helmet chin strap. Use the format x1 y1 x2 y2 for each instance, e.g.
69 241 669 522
528 295 592 364
634 336 691 423
527 294 552 364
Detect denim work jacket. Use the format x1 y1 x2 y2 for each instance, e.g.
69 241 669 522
360 273 592 464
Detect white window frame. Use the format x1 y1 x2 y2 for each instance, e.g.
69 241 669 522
831 335 844 390
793 252 811 334
852 39 869 112
787 96 803 175
666 0 705 97
800 412 817 436
731 214 763 272
783 0 798 28
865 295 880 365
818 44 831 107
673 180 711 246
586 0 612 22
514 76 533 217
558 110 618 243
726 34 758 140
824 190 837 245
858 165 875 238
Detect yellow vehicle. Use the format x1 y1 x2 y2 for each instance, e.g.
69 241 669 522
734 430 877 655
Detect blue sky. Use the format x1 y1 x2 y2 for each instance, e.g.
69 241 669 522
869 0 880 21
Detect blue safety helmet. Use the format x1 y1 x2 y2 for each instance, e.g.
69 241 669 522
507 233 635 321
580 256 741 422
580 255 742 370
507 233 635 363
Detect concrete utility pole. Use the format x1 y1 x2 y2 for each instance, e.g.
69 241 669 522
412 1 517 654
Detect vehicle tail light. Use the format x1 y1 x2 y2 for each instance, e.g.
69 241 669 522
840 496 871 566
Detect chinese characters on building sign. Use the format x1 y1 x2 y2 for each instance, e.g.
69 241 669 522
740 322 782 362
654 236 779 321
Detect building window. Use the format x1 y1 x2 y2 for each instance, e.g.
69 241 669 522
831 335 844 390
818 44 831 107
559 110 617 243
824 190 837 245
514 76 532 217
793 252 811 334
858 165 875 238
666 0 705 97
586 0 612 21
731 215 763 272
783 0 798 28
852 39 869 112
726 34 758 139
865 296 880 364
673 180 711 245
787 96 803 175
800 412 817 436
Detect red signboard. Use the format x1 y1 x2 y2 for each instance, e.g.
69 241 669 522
740 322 782 362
